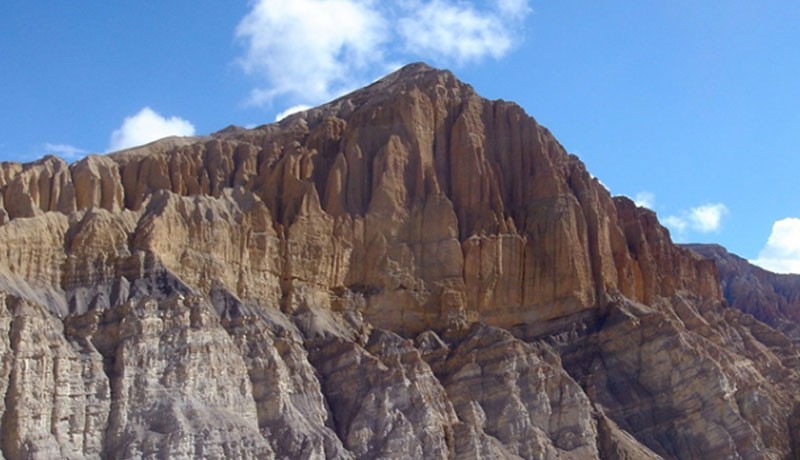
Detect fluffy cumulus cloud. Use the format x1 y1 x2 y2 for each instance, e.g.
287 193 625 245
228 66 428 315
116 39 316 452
235 0 388 106
398 1 516 63
235 0 531 107
663 203 729 238
43 143 87 160
751 218 800 274
109 107 195 152
395 0 530 63
688 203 729 233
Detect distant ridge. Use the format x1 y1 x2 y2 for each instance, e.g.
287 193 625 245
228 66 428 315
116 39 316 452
685 243 800 342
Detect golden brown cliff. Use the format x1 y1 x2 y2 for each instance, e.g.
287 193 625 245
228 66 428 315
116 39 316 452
0 63 797 460
0 63 720 333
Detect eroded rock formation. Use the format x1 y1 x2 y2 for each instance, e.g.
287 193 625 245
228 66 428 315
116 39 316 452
686 243 800 342
0 63 797 459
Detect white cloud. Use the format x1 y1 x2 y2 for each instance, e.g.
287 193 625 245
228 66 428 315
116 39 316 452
751 218 800 274
235 0 388 105
275 105 312 122
43 143 87 160
663 202 729 237
397 1 517 64
235 0 531 106
688 203 728 233
634 191 655 209
109 107 195 152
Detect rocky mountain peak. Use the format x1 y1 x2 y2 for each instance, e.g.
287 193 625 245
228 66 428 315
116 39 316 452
367 61 451 87
0 64 798 459
337 61 462 100
267 61 470 131
0 63 726 331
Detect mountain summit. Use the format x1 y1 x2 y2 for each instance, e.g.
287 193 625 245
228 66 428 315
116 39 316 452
0 63 798 459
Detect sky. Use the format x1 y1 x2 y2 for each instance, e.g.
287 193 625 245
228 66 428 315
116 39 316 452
1 1 798 273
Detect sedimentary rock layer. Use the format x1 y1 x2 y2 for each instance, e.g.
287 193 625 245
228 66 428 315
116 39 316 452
0 63 720 333
686 243 800 341
0 63 797 459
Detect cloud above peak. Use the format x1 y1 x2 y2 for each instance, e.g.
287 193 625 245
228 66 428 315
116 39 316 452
235 0 531 106
398 1 515 63
751 218 800 274
109 107 195 152
235 0 388 106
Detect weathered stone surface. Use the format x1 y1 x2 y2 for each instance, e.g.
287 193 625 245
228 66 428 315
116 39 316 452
0 64 721 335
559 297 799 459
0 293 108 460
429 324 600 459
306 326 457 459
71 155 125 213
222 307 351 460
66 295 274 459
0 63 797 459
1 156 75 220
686 243 800 341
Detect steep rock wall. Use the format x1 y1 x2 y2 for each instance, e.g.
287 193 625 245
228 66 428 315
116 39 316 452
0 63 796 460
0 64 720 335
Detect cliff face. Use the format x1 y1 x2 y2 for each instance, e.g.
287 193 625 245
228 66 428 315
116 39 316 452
0 64 720 331
0 63 797 459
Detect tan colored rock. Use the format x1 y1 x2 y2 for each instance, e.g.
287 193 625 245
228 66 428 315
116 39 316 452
0 162 23 188
0 62 797 459
61 207 141 314
70 155 125 212
130 188 283 307
1 156 75 219
0 64 722 336
0 212 70 296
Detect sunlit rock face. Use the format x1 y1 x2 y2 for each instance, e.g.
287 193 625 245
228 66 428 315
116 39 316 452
0 63 797 459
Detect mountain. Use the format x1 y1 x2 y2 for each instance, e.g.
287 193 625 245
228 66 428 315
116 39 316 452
685 244 800 342
0 63 798 459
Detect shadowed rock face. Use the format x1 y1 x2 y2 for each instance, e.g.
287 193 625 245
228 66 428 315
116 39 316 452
684 243 800 342
0 63 797 459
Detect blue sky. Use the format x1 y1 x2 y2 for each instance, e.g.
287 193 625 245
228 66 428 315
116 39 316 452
1 1 798 272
